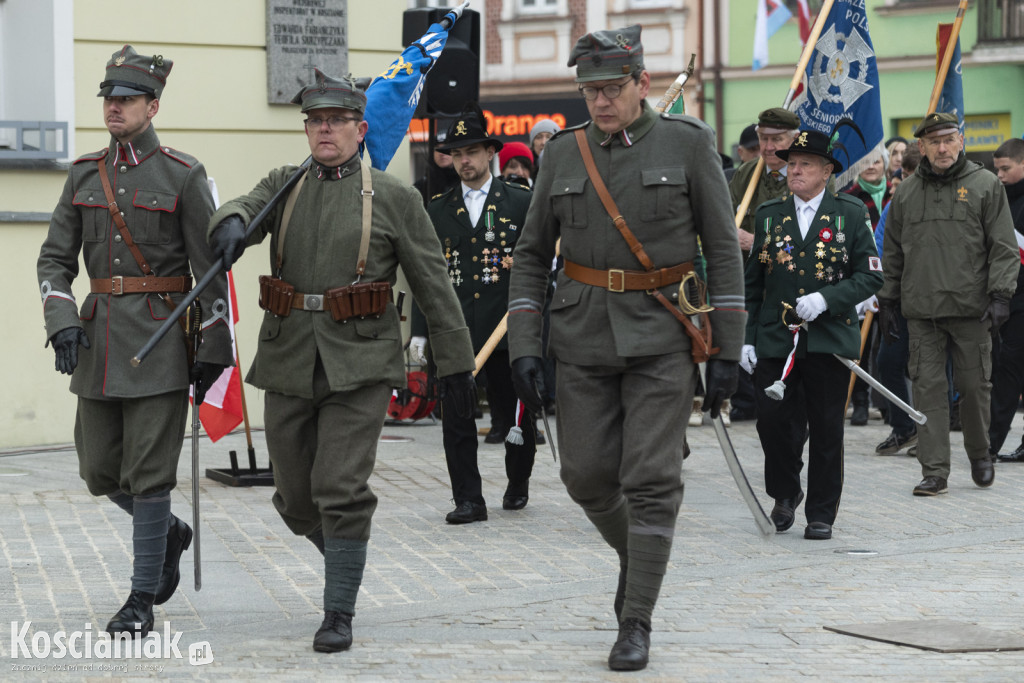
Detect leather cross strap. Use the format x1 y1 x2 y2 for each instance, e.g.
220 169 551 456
572 129 717 363
91 275 190 295
563 259 692 292
97 158 154 276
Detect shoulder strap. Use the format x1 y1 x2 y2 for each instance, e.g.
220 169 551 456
97 158 153 276
276 169 308 272
355 160 373 280
573 129 655 271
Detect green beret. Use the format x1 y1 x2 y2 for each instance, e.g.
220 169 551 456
914 111 960 138
568 25 644 83
97 45 172 99
292 69 366 115
756 107 800 134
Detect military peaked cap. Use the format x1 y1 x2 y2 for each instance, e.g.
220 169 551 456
292 69 366 114
568 25 645 83
97 45 172 99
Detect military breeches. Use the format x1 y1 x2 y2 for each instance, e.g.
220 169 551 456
555 353 694 533
908 317 993 478
754 354 846 525
264 357 391 541
74 391 189 497
442 350 536 505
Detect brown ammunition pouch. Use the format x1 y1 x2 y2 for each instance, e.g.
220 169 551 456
325 281 391 322
258 275 295 317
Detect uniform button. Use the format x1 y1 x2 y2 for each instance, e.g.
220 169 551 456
661 176 667 182
114 235 123 242
798 270 804 276
88 196 94 202
474 293 480 299
564 187 570 192
119 165 127 173
152 200 158 206
799 251 805 257
471 237 477 244
117 188 125 196
500 241 506 246
473 274 479 280
831 257 836 262
472 256 478 262
113 258 121 266
798 288 805 294
846 318 851 324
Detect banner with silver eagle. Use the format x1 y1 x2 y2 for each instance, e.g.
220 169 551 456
790 0 884 189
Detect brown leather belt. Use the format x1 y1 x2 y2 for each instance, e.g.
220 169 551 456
563 259 693 293
90 275 191 295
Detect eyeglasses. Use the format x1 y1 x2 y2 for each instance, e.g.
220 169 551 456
578 79 633 102
304 115 361 130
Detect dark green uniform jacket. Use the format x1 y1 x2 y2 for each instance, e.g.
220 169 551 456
411 176 532 352
209 159 475 398
38 125 233 399
744 192 883 360
509 102 746 365
879 154 1018 318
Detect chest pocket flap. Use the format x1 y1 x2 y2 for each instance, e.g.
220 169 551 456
641 167 688 222
133 190 178 213
550 177 588 229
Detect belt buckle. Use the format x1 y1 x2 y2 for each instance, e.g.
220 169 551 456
110 276 124 296
304 294 323 311
607 269 625 293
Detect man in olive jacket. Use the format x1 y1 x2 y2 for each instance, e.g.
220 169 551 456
209 70 477 653
37 46 233 637
742 129 883 542
879 112 1019 496
508 26 745 671
410 107 537 524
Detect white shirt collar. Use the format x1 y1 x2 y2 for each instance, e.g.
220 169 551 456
462 175 493 200
794 188 826 215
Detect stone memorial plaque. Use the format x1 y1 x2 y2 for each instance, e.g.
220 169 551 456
266 0 348 104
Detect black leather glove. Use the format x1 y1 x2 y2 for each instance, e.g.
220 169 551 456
511 356 546 416
702 359 738 419
190 362 228 406
878 298 901 344
211 215 247 270
438 371 478 419
980 293 1011 332
50 327 90 375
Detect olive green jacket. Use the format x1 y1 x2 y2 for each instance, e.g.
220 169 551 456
744 192 883 360
730 158 791 236
209 158 475 398
509 102 746 365
37 125 233 399
411 175 532 352
879 154 1018 319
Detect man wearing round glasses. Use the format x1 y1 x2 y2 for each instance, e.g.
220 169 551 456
508 25 745 671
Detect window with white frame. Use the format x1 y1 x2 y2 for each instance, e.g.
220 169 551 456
518 0 559 14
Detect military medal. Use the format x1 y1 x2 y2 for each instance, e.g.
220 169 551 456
484 211 496 242
501 255 514 270
819 227 833 242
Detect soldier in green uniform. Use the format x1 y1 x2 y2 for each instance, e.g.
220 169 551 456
410 106 537 524
730 108 800 252
508 26 745 671
742 129 883 541
878 112 1019 496
37 45 233 637
208 69 477 653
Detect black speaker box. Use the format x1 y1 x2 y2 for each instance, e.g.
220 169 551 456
402 7 480 117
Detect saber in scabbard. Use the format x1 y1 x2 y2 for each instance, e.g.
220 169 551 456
655 54 696 114
132 156 313 367
186 300 204 590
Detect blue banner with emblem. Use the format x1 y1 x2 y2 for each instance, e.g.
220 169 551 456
936 23 965 135
790 0 884 189
362 7 464 170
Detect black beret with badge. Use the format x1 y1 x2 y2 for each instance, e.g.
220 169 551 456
914 111 960 138
568 24 645 83
97 45 172 99
291 68 367 114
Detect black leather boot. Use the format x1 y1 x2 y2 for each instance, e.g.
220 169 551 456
608 617 651 671
106 590 155 637
313 611 354 652
154 517 192 605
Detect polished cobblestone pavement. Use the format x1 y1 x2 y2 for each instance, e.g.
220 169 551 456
2 409 1023 681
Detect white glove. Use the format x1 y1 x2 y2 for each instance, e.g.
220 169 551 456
409 336 428 365
856 295 879 319
795 292 828 322
740 344 757 374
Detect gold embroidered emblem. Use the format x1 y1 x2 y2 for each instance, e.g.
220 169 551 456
820 215 830 221
499 217 510 224
487 204 497 212
455 121 468 136
782 216 792 223
794 132 809 147
956 186 968 201
456 207 466 215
